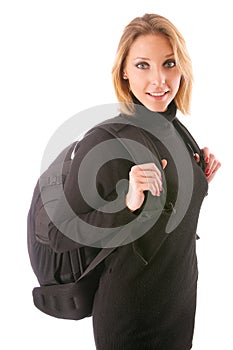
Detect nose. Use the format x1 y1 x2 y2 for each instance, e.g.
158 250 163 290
150 67 166 85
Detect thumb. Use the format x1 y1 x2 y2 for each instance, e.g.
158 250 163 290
161 159 167 169
194 153 200 163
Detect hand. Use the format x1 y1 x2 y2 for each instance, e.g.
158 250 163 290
126 160 167 212
194 147 221 183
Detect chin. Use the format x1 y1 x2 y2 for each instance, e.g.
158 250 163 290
146 104 169 113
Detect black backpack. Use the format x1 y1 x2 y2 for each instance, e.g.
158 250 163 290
27 135 118 320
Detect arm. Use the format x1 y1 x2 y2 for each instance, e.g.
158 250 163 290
49 126 138 251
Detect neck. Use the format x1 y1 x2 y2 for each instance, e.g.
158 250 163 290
131 94 177 122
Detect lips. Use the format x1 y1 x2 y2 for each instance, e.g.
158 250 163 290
147 90 169 97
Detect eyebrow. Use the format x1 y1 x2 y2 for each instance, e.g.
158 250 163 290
133 53 174 61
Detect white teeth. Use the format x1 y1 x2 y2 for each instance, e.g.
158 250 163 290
148 91 168 96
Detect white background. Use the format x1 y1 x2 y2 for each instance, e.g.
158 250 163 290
0 0 232 349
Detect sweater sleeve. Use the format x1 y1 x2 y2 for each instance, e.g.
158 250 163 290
48 126 139 252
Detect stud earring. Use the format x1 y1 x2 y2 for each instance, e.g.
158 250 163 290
123 73 128 80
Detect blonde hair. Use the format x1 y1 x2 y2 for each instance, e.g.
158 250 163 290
112 13 193 115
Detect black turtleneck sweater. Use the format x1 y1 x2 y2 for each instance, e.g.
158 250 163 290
64 100 208 349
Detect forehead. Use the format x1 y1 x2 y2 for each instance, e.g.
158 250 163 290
128 34 173 59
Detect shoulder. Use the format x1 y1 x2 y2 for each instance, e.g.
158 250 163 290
72 115 133 161
81 114 135 144
89 114 132 135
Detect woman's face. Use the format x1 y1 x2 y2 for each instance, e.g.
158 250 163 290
123 34 181 112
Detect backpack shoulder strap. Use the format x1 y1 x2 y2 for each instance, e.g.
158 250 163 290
78 247 115 280
173 118 206 172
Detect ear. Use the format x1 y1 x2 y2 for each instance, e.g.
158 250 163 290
122 72 128 80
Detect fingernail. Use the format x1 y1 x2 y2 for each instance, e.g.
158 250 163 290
205 168 210 175
205 157 209 163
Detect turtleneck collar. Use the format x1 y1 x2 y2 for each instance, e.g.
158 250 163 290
118 95 177 140
131 94 177 122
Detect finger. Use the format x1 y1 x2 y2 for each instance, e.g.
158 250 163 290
205 153 215 176
161 159 167 169
207 159 221 177
206 161 221 183
206 158 221 179
138 163 162 177
130 170 162 186
211 162 221 177
136 162 159 169
135 181 162 196
149 181 163 196
194 153 200 163
133 176 163 192
142 168 162 182
132 172 164 193
202 147 210 163
135 176 162 186
135 162 163 172
132 163 162 178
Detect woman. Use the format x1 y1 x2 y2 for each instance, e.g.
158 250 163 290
27 13 220 349
77 14 220 350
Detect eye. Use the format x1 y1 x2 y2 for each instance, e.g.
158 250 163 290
135 62 149 69
164 59 176 68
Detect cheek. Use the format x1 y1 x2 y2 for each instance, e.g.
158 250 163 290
172 74 182 92
128 75 143 92
126 66 147 87
128 72 148 91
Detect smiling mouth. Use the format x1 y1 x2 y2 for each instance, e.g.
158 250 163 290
147 90 169 97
